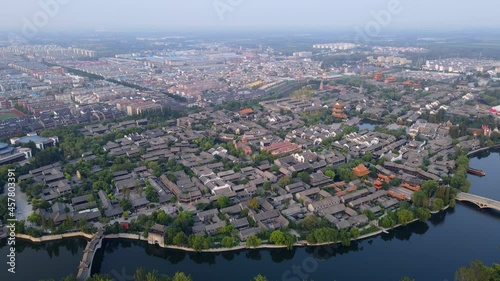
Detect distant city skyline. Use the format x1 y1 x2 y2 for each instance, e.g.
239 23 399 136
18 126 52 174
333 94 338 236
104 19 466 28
1 0 499 33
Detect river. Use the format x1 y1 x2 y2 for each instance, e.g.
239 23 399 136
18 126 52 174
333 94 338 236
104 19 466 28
2 152 499 281
0 238 87 281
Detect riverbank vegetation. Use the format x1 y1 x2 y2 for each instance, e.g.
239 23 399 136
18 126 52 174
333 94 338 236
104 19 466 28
40 260 500 281
455 260 500 281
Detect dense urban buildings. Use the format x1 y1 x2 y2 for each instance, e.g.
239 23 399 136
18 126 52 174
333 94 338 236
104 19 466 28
1 10 500 280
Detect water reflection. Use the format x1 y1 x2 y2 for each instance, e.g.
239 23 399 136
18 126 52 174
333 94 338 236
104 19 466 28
269 248 295 263
473 148 500 160
458 201 500 219
302 241 363 261
246 249 262 261
380 221 430 242
190 252 216 265
0 238 87 281
413 222 430 235
221 251 235 261
429 210 448 226
3 238 87 257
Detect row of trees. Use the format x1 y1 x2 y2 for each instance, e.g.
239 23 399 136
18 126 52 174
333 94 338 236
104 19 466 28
269 230 296 249
305 227 360 247
379 187 453 230
449 154 471 192
26 213 97 235
412 180 457 211
38 260 500 281
0 196 9 223
40 269 193 281
455 260 500 281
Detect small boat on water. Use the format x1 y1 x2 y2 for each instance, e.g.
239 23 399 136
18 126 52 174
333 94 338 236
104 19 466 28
467 168 486 177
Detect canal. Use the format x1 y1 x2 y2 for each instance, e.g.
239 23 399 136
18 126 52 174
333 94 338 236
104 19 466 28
1 151 499 281
0 238 87 281
358 121 377 131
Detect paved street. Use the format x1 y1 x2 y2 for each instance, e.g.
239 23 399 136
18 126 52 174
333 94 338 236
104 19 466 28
14 185 32 221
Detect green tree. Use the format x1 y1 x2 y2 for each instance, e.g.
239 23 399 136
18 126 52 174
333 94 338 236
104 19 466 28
308 227 338 244
247 198 260 210
397 209 414 225
297 172 311 184
390 178 401 187
455 260 499 281
278 176 291 188
61 274 78 281
263 182 272 190
302 215 321 231
173 211 194 232
118 199 133 212
338 167 355 182
27 213 42 225
362 209 376 220
218 224 235 235
156 210 172 225
133 267 147 281
254 275 268 281
173 232 188 246
172 272 192 281
432 198 445 211
411 190 429 208
416 208 431 222
246 235 262 248
145 185 159 203
325 170 335 179
362 152 373 162
339 230 351 246
221 236 235 248
217 196 231 209
379 216 396 229
421 180 439 197
350 227 360 240
146 161 161 177
450 198 456 208
269 230 286 245
189 235 209 251
269 230 295 249
85 274 112 281
0 196 9 223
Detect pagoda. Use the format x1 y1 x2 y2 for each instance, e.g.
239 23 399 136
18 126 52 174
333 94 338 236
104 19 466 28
332 102 348 119
374 72 383 81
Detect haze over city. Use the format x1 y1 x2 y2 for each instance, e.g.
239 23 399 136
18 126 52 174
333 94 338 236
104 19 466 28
1 0 500 32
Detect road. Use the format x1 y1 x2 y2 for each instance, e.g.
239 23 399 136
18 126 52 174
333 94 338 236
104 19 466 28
14 184 32 221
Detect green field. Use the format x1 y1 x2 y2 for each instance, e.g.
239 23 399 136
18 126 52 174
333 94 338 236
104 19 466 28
0 113 19 120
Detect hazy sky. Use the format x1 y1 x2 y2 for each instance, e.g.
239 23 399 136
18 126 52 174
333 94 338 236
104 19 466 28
1 0 499 32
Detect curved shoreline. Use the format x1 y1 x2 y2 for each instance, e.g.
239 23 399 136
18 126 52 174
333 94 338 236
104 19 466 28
14 206 451 253
16 232 93 242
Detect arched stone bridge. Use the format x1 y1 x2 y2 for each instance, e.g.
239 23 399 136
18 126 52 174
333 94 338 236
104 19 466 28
456 192 500 211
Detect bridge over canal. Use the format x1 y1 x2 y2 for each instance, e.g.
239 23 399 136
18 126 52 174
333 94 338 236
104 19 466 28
456 192 500 211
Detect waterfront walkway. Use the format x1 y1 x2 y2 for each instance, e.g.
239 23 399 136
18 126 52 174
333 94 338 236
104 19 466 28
456 192 500 211
76 230 104 281
467 145 500 156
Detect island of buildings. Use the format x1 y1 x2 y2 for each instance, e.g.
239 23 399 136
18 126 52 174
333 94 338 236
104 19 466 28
0 38 500 258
